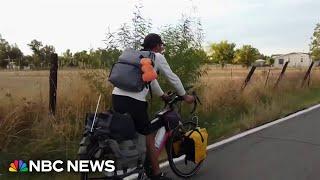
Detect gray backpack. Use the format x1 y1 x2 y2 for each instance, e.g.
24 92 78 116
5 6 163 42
108 48 155 92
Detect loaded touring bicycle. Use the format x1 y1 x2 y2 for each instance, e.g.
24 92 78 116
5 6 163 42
78 87 207 180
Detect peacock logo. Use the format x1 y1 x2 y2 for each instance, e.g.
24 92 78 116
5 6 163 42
9 160 28 173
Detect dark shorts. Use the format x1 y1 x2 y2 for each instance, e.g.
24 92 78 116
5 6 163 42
112 94 152 135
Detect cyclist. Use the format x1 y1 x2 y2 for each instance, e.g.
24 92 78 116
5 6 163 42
112 33 194 180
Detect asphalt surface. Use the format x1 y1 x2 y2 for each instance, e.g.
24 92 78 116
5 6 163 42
165 106 320 180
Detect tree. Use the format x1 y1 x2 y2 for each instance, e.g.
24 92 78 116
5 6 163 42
310 23 320 61
74 50 90 68
102 2 207 86
28 40 55 68
0 35 23 68
209 41 236 67
116 23 133 49
28 39 43 67
28 39 43 57
131 3 152 49
266 57 275 65
160 15 208 86
42 45 55 67
60 49 73 67
98 48 121 68
0 36 11 68
259 54 274 65
234 45 260 67
104 2 151 50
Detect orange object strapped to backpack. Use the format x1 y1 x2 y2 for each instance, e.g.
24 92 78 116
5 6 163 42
140 58 157 82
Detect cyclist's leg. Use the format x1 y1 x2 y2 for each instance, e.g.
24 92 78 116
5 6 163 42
146 132 161 176
112 95 162 176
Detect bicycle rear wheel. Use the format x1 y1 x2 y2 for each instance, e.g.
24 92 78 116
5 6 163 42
166 121 203 178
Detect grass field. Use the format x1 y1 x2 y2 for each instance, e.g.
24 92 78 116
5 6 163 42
1 66 320 179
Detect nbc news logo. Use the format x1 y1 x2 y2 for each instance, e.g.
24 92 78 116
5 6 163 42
9 160 28 173
8 159 115 173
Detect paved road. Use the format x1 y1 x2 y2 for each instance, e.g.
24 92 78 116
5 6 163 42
165 106 320 180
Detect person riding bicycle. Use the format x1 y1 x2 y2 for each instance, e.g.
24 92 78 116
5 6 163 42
112 33 194 180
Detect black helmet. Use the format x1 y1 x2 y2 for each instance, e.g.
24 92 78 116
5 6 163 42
141 33 164 49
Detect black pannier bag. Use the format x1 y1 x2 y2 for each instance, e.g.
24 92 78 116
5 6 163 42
84 110 136 141
78 110 146 171
161 110 180 130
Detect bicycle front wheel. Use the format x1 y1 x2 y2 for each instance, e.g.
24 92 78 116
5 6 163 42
166 121 203 178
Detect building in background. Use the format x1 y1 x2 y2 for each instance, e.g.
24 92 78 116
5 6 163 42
272 52 312 68
253 59 266 67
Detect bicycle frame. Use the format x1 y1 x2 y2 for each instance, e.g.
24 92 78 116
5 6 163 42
81 90 200 180
150 104 184 157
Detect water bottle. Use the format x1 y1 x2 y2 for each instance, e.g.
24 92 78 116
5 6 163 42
155 127 166 149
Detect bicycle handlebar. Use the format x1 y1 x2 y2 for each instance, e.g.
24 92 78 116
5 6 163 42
163 86 201 114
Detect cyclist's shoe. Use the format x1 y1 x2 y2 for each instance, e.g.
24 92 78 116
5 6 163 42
151 172 172 180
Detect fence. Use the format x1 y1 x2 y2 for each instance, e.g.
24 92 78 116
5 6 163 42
46 58 319 114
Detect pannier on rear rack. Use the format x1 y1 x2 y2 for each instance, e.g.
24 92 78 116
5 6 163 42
78 110 146 174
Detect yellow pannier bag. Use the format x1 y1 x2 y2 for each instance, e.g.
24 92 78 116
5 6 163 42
184 128 208 163
172 140 183 158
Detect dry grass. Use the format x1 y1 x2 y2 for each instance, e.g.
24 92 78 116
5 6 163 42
198 65 320 141
0 69 112 160
1 66 320 161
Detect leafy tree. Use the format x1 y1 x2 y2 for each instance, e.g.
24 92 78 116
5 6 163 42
116 23 133 49
209 41 236 67
0 35 23 68
22 55 33 67
88 49 103 68
98 48 121 68
74 50 90 68
310 23 320 61
28 39 43 55
60 49 73 67
8 45 23 60
266 57 275 65
131 3 152 49
234 45 260 67
160 16 208 87
104 2 151 50
42 45 55 67
0 36 11 68
260 54 274 65
28 39 55 68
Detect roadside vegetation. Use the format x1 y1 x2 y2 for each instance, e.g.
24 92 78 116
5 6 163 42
1 2 320 178
1 67 320 162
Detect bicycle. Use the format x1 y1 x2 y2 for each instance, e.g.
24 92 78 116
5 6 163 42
79 88 204 180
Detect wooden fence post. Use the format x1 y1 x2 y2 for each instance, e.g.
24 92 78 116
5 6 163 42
241 65 256 90
274 61 289 88
49 53 58 115
301 61 314 87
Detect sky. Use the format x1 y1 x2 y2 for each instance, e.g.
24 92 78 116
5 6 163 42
0 0 319 55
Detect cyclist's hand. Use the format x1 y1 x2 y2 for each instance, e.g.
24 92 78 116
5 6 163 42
183 94 195 104
161 93 171 102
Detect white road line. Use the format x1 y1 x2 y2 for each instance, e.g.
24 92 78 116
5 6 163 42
206 103 320 150
125 103 320 179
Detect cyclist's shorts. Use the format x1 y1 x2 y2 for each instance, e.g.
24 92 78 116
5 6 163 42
112 94 152 135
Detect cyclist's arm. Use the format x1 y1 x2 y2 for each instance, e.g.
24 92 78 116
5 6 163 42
150 79 164 97
155 53 186 96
